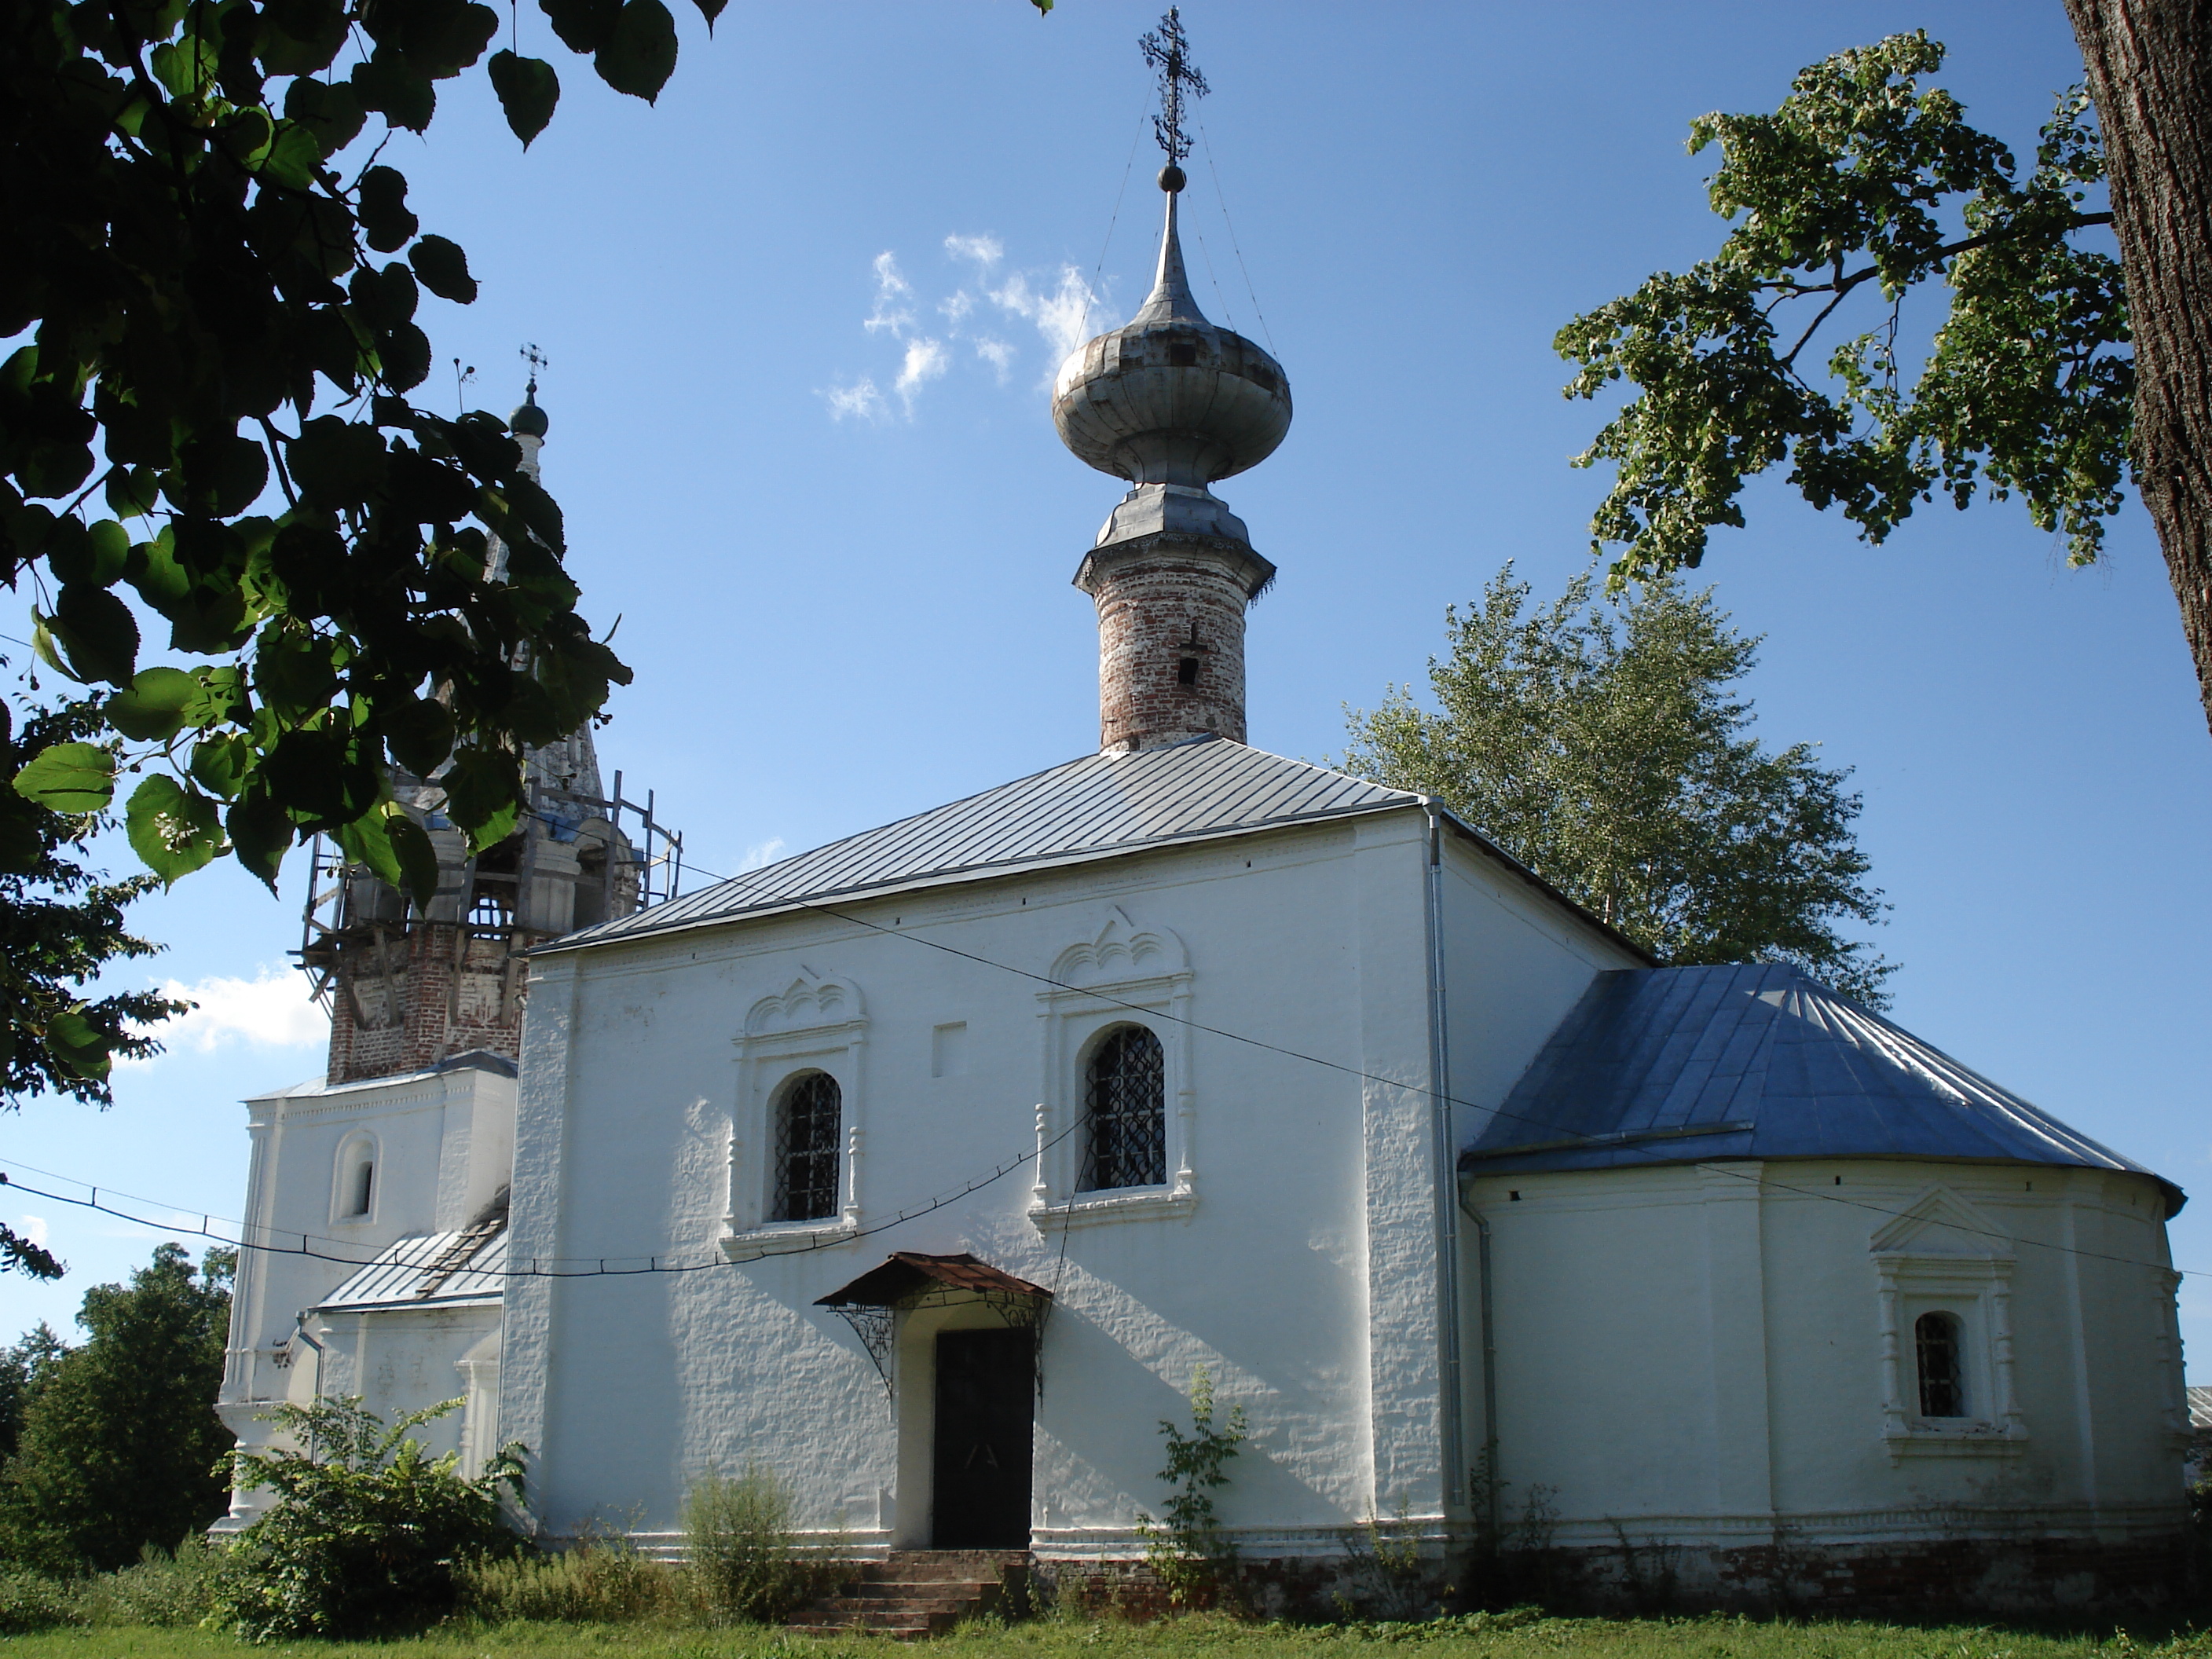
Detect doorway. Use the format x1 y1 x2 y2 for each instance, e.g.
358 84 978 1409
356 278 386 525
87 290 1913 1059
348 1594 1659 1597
932 1328 1033 1548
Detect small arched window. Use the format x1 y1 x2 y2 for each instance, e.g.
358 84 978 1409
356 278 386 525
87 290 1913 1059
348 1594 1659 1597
1914 1311 1966 1418
1081 1025 1166 1192
335 1137 376 1221
772 1071 842 1222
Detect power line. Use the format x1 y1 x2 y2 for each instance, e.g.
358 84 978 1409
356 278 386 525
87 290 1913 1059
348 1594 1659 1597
1 1119 1083 1280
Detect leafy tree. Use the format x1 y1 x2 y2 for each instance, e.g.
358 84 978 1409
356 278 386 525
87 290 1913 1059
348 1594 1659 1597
1339 566 1895 1006
0 1325 68 1463
1135 1365 1247 1610
0 699 188 1282
217 1394 522 1639
0 0 714 1086
0 1243 233 1571
1561 20 2212 740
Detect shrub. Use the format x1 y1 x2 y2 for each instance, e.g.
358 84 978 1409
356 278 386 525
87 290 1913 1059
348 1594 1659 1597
211 1394 524 1640
0 1566 78 1634
683 1463 830 1624
75 1537 226 1627
464 1534 690 1624
1136 1365 1248 1610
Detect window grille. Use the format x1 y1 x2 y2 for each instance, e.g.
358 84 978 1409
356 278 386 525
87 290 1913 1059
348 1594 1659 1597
772 1071 842 1221
469 888 511 930
1914 1311 1965 1417
1081 1025 1166 1192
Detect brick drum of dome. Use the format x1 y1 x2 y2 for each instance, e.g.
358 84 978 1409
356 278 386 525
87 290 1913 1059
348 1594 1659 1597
1085 546 1252 750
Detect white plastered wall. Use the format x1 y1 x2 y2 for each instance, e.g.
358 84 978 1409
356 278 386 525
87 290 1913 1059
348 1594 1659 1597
507 807 1594 1555
1459 1157 2190 1554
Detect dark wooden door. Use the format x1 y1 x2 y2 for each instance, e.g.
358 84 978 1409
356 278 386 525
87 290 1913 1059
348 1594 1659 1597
932 1328 1033 1548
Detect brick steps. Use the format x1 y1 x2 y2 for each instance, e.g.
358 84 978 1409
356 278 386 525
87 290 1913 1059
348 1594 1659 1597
786 1550 1031 1640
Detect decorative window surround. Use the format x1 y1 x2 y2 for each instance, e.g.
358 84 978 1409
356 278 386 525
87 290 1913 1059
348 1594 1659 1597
1031 910 1196 1227
1870 1185 2027 1460
725 969 866 1247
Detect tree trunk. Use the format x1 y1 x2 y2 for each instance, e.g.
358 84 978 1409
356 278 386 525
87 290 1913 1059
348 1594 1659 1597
2066 0 2212 737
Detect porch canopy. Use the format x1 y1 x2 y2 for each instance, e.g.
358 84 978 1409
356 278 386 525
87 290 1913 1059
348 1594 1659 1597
815 1251 1051 1310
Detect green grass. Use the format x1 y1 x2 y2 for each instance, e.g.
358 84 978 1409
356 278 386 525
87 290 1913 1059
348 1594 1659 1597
3 1613 2209 1659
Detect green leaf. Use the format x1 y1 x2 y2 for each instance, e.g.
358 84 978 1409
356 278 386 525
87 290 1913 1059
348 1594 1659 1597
50 585 141 687
357 164 420 253
593 0 677 101
288 417 390 505
540 0 619 54
689 0 724 27
0 797 46 875
441 747 520 850
351 49 436 131
14 742 116 814
383 695 454 775
227 797 293 892
387 814 441 908
284 77 367 156
125 774 225 884
408 235 478 304
377 321 434 394
49 519 130 588
45 1008 113 1082
28 613 83 684
335 804 403 891
189 733 253 799
106 666 200 742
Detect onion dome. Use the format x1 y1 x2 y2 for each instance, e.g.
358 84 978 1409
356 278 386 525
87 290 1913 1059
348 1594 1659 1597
508 382 548 438
1053 177 1290 489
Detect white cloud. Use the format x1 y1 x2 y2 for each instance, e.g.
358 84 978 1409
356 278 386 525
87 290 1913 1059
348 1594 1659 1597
738 837 787 873
990 266 1097 365
864 251 915 337
824 239 1102 423
943 233 1004 272
14 1214 46 1247
894 338 949 412
131 965 328 1063
822 378 890 423
973 336 1016 381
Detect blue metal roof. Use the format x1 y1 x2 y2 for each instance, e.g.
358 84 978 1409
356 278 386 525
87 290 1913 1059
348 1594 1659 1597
548 736 1419 951
1460 963 2183 1215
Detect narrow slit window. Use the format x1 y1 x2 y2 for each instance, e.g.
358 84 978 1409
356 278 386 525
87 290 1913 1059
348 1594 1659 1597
1914 1311 1966 1418
1177 657 1199 686
1081 1026 1166 1192
772 1071 842 1222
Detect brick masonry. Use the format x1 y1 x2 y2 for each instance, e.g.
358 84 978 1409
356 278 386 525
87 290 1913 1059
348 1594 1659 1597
1081 535 1260 751
324 921 528 1083
1039 1531 2199 1622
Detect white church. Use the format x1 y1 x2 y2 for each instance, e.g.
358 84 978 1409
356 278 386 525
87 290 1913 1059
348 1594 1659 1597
215 95 2196 1621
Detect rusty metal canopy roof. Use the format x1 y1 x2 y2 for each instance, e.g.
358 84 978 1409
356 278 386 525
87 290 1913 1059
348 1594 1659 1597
548 736 1417 953
1461 963 2184 1216
815 1252 1052 1309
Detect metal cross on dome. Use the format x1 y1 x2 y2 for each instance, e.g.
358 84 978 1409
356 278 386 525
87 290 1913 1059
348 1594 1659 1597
519 340 548 394
1140 8 1208 167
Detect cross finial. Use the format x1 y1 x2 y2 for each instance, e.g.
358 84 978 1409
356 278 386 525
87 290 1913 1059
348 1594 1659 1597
1140 8 1207 177
519 341 548 395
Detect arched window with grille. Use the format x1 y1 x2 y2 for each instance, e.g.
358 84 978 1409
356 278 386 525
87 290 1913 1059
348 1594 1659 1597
1915 1310 1966 1418
1081 1025 1166 1192
771 1071 842 1222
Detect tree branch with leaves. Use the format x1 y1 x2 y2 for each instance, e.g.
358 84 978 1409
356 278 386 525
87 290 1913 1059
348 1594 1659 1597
1558 33 2130 595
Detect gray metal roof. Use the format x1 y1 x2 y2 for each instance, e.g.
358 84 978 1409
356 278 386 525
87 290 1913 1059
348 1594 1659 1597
1460 963 2183 1216
549 736 1419 952
316 1223 508 1313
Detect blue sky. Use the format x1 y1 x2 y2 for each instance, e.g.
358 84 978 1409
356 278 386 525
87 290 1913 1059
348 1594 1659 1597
3 1 2207 1382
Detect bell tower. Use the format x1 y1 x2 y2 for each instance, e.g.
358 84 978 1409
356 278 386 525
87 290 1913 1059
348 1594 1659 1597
298 378 684 1084
1051 9 1291 753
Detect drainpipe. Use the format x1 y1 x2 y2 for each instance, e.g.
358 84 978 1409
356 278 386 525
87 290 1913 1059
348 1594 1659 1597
1461 1202 1500 1540
1423 803 1467 1513
289 1312 325 1459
